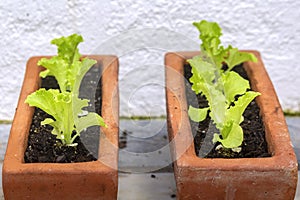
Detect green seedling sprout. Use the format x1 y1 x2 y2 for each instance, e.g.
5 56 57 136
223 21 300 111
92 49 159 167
188 20 260 151
25 34 106 146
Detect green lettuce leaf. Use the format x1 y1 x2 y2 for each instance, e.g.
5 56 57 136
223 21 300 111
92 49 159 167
38 57 69 91
25 89 74 144
224 48 258 71
72 58 97 96
225 91 261 125
38 34 85 92
188 106 209 122
222 71 250 103
192 20 228 70
76 113 107 133
213 121 243 148
51 34 83 65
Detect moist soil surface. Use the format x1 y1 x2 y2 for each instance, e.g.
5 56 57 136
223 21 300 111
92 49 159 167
184 63 271 158
24 64 102 163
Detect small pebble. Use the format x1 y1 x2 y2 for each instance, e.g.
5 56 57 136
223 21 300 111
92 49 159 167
56 155 66 163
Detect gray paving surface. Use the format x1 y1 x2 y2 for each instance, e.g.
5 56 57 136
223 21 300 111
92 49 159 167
0 117 300 199
119 119 173 173
0 124 10 200
287 117 300 161
286 117 300 200
0 125 10 162
118 173 176 200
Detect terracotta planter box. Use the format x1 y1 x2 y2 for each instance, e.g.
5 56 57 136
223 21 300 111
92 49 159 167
3 55 119 200
165 51 298 199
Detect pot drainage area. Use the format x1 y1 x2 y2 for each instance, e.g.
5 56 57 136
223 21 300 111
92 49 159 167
0 117 299 199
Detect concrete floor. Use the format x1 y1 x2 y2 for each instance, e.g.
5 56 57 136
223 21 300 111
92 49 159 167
287 117 300 200
0 117 300 199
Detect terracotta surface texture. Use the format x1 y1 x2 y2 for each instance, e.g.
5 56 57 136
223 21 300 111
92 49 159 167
165 51 298 200
2 55 119 200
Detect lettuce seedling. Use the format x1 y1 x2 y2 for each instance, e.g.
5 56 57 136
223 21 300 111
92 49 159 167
25 34 106 146
188 20 260 150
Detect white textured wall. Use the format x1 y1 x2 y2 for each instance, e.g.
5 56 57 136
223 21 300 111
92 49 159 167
0 0 299 120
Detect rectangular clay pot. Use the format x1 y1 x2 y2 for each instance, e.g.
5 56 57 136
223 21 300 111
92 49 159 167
165 51 298 199
3 55 119 200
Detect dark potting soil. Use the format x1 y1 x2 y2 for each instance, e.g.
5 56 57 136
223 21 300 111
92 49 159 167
24 64 102 163
184 63 271 158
